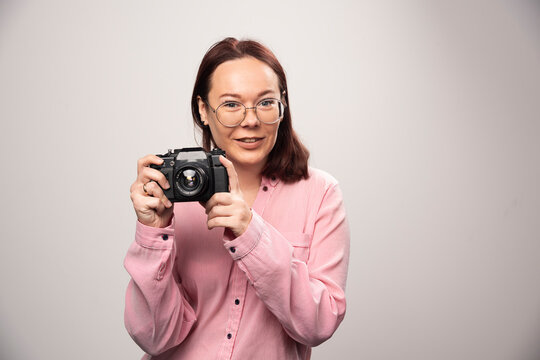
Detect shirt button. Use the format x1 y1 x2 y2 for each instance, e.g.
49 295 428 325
230 247 236 253
161 234 168 241
262 186 268 191
227 333 232 339
235 299 240 305
271 176 276 181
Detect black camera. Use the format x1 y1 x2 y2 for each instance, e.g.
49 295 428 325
150 147 229 202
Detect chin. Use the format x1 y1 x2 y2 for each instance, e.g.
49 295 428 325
229 151 268 169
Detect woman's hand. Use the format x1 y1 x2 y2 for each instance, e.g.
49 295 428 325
130 155 174 228
203 156 252 238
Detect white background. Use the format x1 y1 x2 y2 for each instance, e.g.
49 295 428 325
1 0 539 359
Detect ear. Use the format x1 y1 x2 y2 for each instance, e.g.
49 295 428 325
197 96 209 126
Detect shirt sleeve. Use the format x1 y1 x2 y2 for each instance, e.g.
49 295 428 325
223 183 350 347
123 217 197 356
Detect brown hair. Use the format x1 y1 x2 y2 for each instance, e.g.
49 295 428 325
191 37 309 183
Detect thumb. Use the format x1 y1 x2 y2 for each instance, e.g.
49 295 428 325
219 155 240 194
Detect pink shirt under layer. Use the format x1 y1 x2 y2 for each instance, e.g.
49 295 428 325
124 167 350 359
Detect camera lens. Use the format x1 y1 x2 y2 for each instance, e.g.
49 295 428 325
175 166 207 197
181 169 199 190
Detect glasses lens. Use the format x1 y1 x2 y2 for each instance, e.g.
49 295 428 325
257 99 283 124
215 99 284 126
216 102 245 127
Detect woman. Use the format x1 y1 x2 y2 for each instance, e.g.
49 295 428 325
125 37 350 360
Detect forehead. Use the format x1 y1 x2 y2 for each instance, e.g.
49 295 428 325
209 57 280 98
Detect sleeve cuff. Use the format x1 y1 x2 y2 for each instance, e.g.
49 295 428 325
223 211 265 260
135 216 175 250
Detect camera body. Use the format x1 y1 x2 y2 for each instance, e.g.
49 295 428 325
150 147 229 202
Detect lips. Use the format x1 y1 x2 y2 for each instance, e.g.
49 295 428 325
236 137 263 143
234 137 264 149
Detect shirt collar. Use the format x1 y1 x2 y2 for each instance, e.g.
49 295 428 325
261 175 280 188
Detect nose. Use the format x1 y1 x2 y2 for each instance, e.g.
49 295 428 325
240 106 260 127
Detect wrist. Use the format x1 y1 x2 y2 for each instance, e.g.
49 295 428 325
231 209 252 238
138 212 173 228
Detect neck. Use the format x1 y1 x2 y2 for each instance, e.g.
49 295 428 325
234 162 264 192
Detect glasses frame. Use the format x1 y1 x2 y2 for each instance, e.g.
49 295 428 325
204 98 286 128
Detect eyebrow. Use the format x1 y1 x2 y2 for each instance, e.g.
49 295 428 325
219 89 277 100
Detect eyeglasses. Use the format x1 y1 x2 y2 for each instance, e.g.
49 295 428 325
205 98 286 128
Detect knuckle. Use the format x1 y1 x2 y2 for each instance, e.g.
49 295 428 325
131 197 143 209
142 169 155 181
148 184 162 197
147 197 160 208
141 166 151 176
144 167 162 181
137 158 143 168
145 180 155 190
152 185 164 197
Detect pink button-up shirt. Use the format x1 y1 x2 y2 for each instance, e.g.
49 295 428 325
124 168 350 359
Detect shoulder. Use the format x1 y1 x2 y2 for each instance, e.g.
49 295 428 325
279 167 339 195
306 167 339 188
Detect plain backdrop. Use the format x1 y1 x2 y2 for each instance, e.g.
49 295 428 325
1 1 539 359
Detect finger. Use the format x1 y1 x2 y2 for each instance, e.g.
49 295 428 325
145 195 167 213
204 192 233 214
130 180 151 196
144 181 173 207
139 167 170 190
142 179 159 197
160 196 173 209
207 216 230 230
137 154 164 172
207 204 231 220
131 192 166 213
219 155 240 194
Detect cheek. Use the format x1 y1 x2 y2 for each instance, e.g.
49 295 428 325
208 124 232 146
269 126 280 145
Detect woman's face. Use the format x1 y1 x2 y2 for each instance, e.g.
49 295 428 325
198 57 282 173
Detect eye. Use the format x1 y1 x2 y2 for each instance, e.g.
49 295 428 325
223 102 239 108
220 101 243 111
258 99 277 108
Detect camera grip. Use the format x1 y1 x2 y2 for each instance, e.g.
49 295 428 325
213 166 229 193
150 163 175 200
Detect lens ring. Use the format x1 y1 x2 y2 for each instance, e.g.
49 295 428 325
174 166 208 197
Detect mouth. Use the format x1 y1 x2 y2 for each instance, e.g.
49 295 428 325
235 137 263 143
